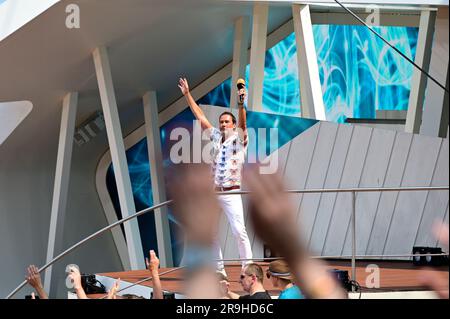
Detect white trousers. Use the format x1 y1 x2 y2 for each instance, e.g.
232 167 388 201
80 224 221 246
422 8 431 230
214 194 253 270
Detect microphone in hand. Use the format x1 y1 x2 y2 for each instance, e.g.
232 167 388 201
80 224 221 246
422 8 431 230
237 79 246 104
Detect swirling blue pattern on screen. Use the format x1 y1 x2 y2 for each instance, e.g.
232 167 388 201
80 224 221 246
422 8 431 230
199 25 418 122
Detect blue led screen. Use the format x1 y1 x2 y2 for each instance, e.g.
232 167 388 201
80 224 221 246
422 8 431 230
199 25 418 122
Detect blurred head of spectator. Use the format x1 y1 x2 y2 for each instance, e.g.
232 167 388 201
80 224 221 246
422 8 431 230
267 260 304 299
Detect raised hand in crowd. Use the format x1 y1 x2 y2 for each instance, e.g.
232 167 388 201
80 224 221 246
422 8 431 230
25 265 48 299
418 222 449 299
170 164 221 247
170 164 223 299
67 266 88 299
146 250 163 299
107 278 121 299
244 166 348 299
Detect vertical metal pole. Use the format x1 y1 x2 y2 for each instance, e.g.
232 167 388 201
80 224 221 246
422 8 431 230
351 191 356 292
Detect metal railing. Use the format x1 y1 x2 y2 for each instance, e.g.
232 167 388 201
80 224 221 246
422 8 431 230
6 185 448 299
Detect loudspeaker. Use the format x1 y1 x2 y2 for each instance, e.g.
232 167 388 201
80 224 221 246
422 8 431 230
412 247 448 266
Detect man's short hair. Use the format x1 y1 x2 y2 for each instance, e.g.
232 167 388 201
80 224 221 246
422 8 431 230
244 263 264 283
219 111 236 124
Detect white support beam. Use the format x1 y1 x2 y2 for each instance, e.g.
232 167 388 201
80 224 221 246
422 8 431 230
93 46 145 270
248 3 268 112
420 7 449 138
95 152 132 271
405 10 436 134
142 91 173 267
44 92 78 295
230 16 250 109
293 4 326 120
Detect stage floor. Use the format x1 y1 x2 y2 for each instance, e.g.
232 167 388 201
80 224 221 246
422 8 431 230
89 260 448 298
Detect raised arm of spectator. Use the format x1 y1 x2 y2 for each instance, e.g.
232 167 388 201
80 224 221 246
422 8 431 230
107 278 120 299
25 265 49 299
68 266 88 299
223 283 240 299
244 167 347 299
178 78 213 130
170 164 223 299
418 222 449 299
146 250 164 299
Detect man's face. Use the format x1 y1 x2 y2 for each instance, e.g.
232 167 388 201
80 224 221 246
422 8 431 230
219 114 235 133
239 268 254 293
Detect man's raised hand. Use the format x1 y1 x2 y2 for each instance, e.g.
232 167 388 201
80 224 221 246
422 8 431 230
178 77 189 96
